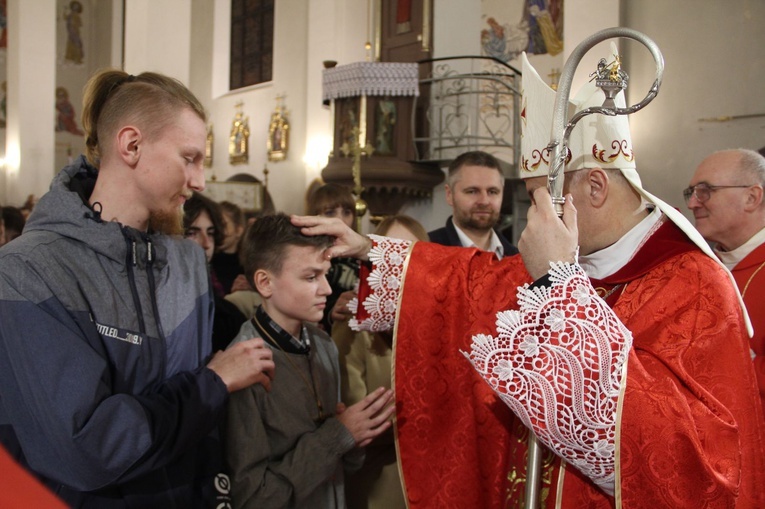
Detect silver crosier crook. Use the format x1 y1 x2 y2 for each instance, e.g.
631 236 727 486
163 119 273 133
524 27 665 508
546 27 665 217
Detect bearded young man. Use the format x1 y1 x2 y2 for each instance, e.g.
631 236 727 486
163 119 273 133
294 49 765 508
428 150 518 258
0 69 275 508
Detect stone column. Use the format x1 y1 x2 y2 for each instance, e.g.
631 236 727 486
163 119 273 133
3 0 56 205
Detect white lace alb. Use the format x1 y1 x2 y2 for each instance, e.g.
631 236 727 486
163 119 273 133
463 262 633 495
350 240 634 494
349 235 411 332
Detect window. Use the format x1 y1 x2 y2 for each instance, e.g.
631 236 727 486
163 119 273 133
229 0 274 90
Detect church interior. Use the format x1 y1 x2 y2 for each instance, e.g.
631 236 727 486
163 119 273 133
1 0 763 238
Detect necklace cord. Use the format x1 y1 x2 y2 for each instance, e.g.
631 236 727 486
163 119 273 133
251 315 329 423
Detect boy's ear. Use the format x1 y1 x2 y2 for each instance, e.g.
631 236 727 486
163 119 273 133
253 269 272 297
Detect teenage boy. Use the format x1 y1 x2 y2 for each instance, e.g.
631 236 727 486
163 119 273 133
225 213 395 509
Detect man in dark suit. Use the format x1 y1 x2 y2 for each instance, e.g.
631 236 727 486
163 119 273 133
428 151 518 258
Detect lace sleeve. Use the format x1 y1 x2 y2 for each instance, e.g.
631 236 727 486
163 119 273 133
463 262 633 495
348 234 412 332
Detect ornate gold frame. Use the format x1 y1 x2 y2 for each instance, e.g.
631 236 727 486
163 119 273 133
204 123 214 167
267 96 289 162
203 180 263 212
229 102 249 165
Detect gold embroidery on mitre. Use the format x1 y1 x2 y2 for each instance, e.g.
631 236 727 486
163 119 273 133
592 140 634 164
521 147 571 173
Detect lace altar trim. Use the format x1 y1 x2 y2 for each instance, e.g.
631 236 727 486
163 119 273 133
463 262 633 495
322 62 420 101
349 235 411 332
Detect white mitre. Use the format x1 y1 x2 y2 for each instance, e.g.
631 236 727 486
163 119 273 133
520 44 635 177
519 45 753 336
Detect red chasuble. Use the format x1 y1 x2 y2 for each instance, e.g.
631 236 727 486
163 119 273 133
382 221 765 508
729 241 765 415
393 244 529 508
0 445 67 508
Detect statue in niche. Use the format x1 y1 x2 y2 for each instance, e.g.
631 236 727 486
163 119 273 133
55 86 84 135
338 103 359 156
267 95 290 162
64 1 84 65
204 124 214 168
229 103 250 165
375 99 396 155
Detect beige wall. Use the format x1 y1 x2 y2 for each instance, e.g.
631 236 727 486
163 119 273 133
189 0 370 217
623 0 765 218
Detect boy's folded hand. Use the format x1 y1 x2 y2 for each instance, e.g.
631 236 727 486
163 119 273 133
336 387 395 447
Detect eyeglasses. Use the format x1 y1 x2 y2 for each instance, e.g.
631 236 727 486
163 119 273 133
683 183 754 205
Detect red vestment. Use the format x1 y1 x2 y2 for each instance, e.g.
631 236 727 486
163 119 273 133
729 241 765 414
0 445 67 508
356 221 765 508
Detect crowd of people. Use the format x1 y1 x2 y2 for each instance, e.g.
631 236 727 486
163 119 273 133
1 46 764 509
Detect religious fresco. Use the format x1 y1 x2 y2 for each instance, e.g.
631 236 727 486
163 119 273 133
481 0 563 63
0 0 7 49
55 86 83 136
63 1 84 65
54 0 114 171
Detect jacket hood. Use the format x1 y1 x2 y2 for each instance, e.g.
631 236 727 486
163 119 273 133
24 155 168 267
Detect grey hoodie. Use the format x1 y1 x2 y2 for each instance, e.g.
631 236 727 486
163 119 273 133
0 156 230 508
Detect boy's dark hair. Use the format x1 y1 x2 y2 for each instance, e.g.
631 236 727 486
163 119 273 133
183 192 225 247
240 213 334 290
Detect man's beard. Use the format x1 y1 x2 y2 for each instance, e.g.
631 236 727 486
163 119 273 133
148 205 184 235
458 208 500 232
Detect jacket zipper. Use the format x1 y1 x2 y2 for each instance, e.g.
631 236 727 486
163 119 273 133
145 238 168 375
124 235 147 334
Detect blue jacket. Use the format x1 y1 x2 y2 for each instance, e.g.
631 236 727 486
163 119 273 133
0 157 230 508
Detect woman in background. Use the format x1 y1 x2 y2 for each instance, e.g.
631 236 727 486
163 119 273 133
183 192 247 352
306 183 359 331
212 201 247 295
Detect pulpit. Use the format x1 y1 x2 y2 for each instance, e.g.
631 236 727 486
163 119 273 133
321 61 443 219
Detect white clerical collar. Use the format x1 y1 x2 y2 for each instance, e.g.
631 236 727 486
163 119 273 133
579 206 661 280
714 226 765 269
453 221 505 259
